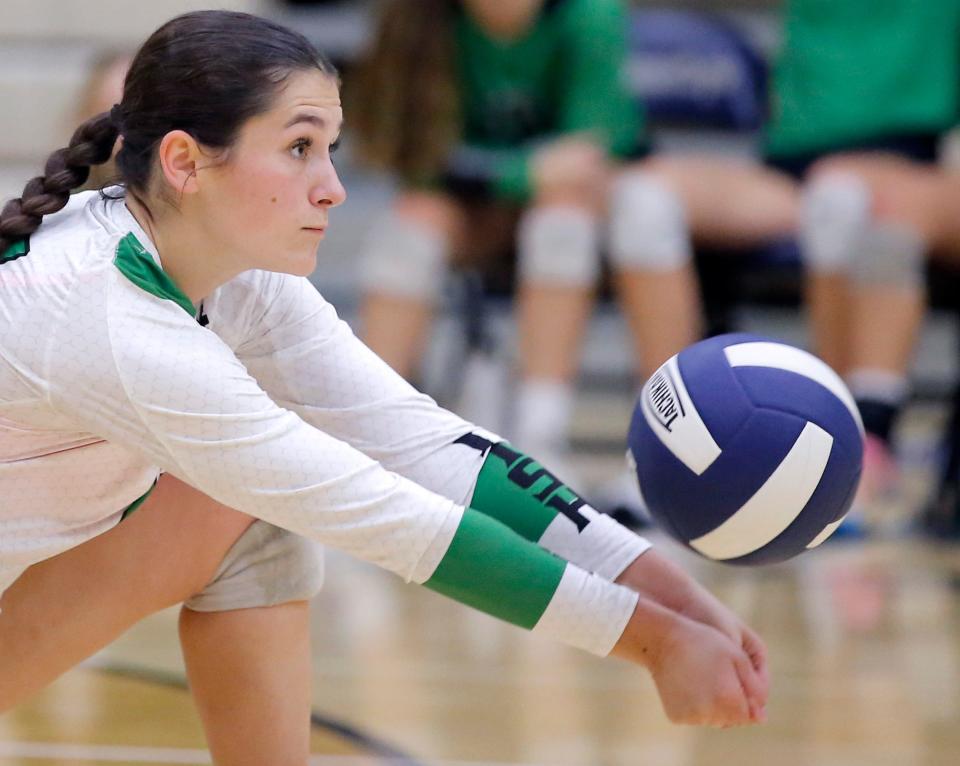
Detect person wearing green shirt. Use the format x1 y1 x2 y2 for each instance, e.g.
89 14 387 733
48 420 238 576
644 0 960 523
351 0 701 476
770 0 960 519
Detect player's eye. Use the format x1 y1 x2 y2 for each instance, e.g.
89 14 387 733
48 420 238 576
289 138 312 159
330 138 341 155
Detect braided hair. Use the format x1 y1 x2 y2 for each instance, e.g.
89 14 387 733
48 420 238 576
0 10 336 254
0 115 118 253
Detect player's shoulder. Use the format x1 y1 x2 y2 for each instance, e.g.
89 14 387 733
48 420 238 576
205 269 331 341
214 269 308 314
24 190 121 263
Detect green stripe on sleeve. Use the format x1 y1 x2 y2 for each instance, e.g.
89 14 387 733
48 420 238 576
468 442 588 543
425 507 565 629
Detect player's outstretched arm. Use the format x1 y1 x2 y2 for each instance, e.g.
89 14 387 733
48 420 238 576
455 435 768 700
421 507 765 727
211 277 768 719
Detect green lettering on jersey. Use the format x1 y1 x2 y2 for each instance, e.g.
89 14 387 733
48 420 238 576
114 233 195 315
0 238 29 264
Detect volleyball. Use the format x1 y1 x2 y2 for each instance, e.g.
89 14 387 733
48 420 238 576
628 334 864 565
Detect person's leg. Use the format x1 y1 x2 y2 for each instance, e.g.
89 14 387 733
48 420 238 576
799 168 871 372
802 154 936 512
179 521 323 766
180 601 312 766
0 474 253 712
512 140 607 458
0 476 321 766
616 156 799 377
360 191 467 379
641 154 799 248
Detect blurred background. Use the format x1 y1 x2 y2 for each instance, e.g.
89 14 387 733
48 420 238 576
4 1 960 764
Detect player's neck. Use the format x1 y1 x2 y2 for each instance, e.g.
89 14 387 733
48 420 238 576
125 195 243 306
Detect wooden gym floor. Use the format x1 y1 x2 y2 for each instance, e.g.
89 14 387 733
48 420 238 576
3 403 960 765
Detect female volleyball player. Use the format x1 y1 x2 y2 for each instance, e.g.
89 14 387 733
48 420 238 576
0 11 767 763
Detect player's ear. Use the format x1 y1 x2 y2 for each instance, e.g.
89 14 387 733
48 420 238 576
156 130 203 196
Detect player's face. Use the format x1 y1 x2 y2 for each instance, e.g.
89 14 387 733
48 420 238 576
199 70 346 277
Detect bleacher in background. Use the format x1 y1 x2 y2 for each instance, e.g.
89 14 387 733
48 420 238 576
0 1 266 199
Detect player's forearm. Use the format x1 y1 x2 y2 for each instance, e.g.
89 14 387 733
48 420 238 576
458 433 652 580
423 507 639 656
615 547 700 612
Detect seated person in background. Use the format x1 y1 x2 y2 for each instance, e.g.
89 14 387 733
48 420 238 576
350 0 701 473
644 0 960 520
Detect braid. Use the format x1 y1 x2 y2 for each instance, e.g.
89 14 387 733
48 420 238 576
0 113 119 253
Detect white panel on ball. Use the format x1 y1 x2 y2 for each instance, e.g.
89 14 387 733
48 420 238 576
689 421 834 560
723 342 864 434
640 355 722 475
806 516 847 548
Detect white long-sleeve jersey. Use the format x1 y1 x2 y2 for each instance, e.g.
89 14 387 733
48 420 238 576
0 191 641 655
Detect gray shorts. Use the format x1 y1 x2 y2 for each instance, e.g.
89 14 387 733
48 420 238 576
184 520 324 612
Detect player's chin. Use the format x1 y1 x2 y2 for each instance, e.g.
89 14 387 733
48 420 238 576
284 245 320 277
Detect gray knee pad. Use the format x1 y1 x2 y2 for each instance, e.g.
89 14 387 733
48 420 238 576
359 210 448 301
800 171 871 273
184 521 324 612
517 205 601 286
850 221 926 288
608 171 692 272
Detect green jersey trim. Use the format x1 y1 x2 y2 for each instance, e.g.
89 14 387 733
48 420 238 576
121 478 159 521
425 507 565 629
114 233 195 316
0 239 30 264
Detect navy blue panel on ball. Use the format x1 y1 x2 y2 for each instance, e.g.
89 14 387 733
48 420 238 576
724 439 861 565
675 333 765 445
732 366 863 464
630 406 806 542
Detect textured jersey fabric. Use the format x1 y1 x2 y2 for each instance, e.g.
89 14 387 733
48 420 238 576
0 190 640 654
0 190 462 595
765 0 960 158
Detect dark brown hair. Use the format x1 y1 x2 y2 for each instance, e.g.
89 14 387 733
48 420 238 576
0 10 336 254
348 0 460 183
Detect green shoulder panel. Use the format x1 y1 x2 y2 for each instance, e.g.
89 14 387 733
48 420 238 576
113 233 195 316
0 238 30 264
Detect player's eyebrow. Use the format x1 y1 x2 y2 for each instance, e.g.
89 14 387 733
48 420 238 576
284 113 342 132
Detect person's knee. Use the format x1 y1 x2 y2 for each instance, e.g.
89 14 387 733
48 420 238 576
360 194 456 302
608 170 692 272
802 166 926 284
800 168 873 273
183 521 324 612
516 202 601 286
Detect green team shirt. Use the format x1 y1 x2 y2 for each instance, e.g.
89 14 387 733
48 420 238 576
765 0 960 158
452 0 645 200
